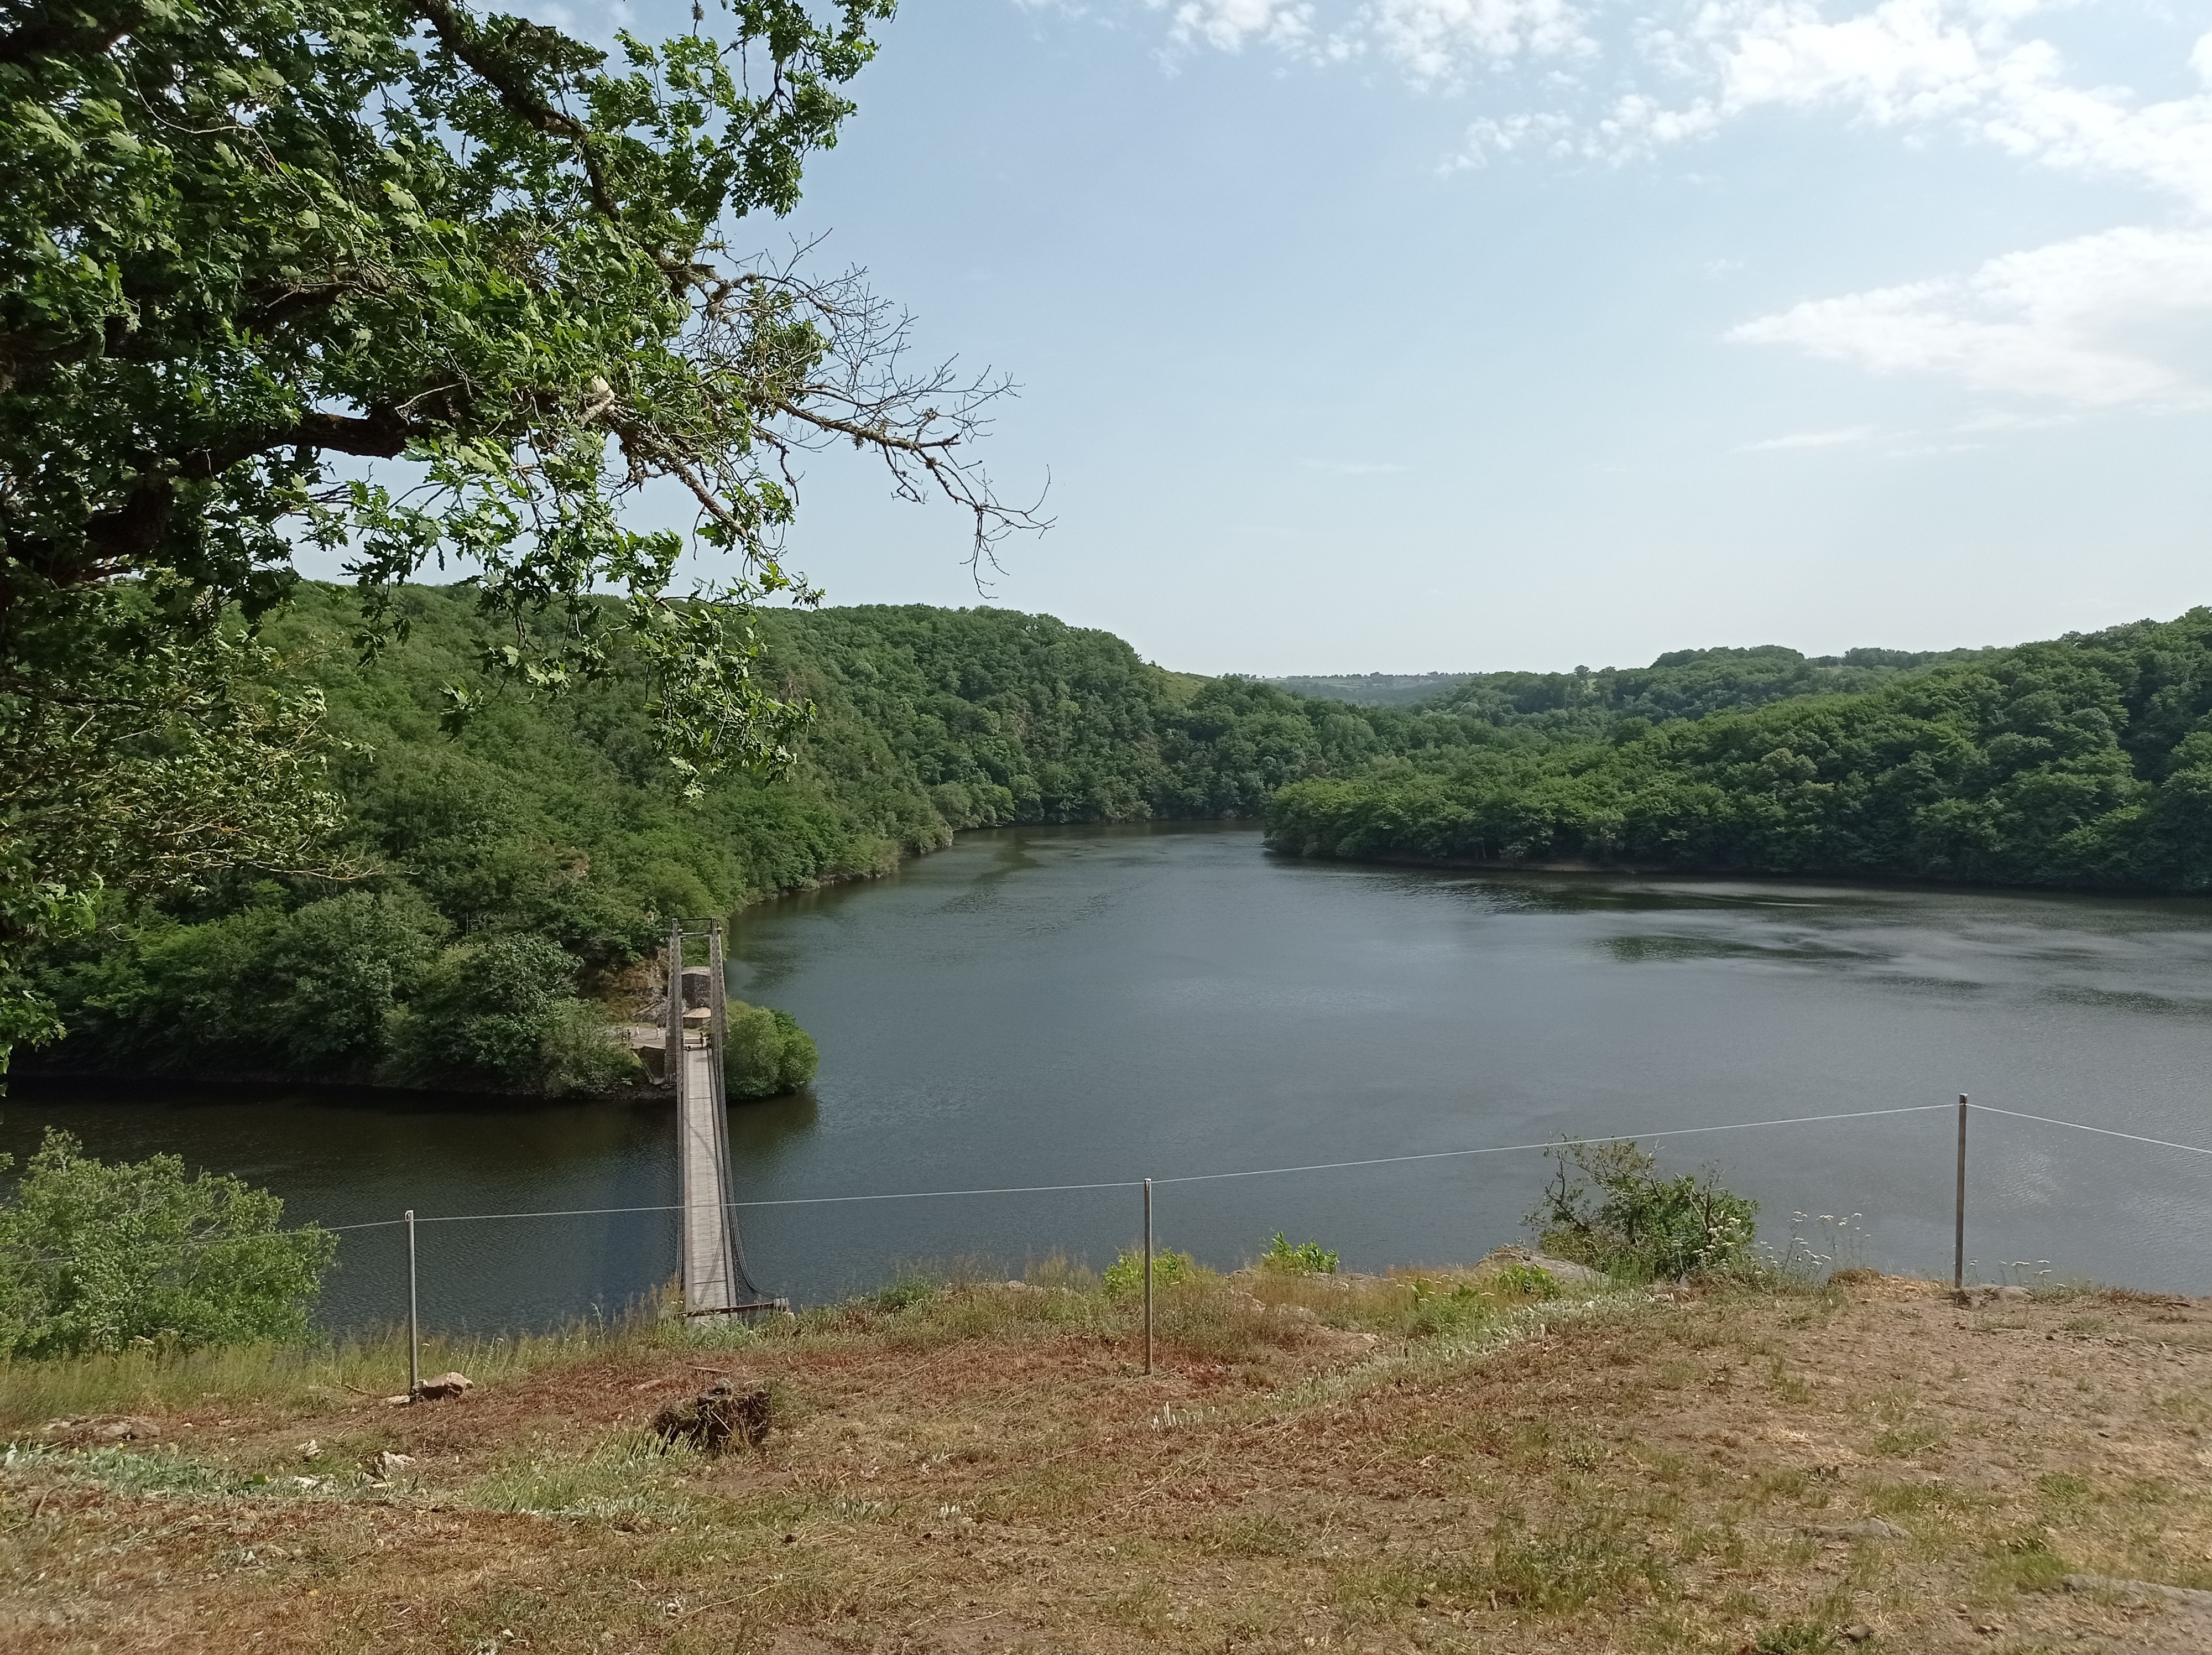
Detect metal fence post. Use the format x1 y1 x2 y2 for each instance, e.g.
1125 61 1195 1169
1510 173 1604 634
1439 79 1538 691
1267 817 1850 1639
406 1208 420 1399
1142 1177 1154 1376
1953 1095 1968 1295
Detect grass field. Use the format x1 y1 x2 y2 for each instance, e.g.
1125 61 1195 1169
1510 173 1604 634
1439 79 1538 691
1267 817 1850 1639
4 1258 2211 1653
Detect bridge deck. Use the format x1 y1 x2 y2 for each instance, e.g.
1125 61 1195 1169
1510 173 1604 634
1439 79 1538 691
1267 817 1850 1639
677 1032 743 1313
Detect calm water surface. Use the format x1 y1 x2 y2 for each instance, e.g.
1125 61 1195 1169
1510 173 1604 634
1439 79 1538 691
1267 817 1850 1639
12 822 2212 1330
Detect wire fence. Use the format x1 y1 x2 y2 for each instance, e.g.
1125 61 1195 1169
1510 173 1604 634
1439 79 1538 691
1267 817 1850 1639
318 1098 2212 1248
27 1100 2210 1313
320 1102 1970 1231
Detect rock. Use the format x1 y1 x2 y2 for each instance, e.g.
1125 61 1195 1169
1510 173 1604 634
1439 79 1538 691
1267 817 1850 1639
372 1451 416 1476
1841 1626 1875 1643
1529 1254 1605 1285
1805 1518 1912 1541
415 1371 473 1401
2062 1574 2212 1612
1485 1244 1605 1286
651 1379 772 1455
1995 1285 2031 1303
41 1415 161 1444
1953 1284 2032 1307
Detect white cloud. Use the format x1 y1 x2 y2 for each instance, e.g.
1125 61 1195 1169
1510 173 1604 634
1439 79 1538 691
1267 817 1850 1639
1158 0 1316 54
1127 0 2212 409
1149 0 1597 82
1730 225 2212 405
1365 0 1596 87
1739 425 1881 450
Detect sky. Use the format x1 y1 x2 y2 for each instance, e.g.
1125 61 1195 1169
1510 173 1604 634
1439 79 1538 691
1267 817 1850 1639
498 1 2212 673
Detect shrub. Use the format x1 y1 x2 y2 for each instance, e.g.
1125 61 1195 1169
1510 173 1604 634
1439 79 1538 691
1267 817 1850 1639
538 998 644 1096
0 1131 335 1358
1259 1232 1339 1274
723 1002 818 1099
1103 1247 1197 1295
1527 1138 1758 1280
1494 1261 1562 1299
387 933 633 1094
1408 1277 1493 1336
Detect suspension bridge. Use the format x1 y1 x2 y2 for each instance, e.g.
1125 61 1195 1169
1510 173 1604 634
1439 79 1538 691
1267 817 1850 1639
662 920 781 1318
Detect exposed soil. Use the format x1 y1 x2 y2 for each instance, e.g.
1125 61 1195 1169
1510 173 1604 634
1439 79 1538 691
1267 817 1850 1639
6 1273 2212 1654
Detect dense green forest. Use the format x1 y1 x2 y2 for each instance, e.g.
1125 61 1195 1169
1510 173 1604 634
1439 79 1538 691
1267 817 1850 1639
1269 611 2212 891
25 585 1459 1092
31 591 2211 1096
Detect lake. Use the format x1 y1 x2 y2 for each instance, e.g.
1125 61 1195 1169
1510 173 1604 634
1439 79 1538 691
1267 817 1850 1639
12 822 2212 1332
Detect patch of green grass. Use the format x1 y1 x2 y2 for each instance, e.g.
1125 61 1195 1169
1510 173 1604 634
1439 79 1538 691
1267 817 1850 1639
471 1429 708 1524
0 1314 654 1429
1103 1247 1199 1295
1983 1529 2067 1592
4 1443 294 1498
1866 1479 1993 1516
1495 1261 1562 1299
860 1272 941 1313
2034 1472 2091 1502
1479 1526 1674 1612
1204 1511 1301 1557
1868 1423 1943 1458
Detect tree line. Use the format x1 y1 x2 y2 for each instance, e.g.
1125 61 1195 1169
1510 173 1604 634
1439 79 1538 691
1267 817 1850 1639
33 592 2212 1094
1268 610 2212 891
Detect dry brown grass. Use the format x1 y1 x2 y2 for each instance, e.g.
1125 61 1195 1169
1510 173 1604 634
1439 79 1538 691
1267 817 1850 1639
6 1263 2212 1654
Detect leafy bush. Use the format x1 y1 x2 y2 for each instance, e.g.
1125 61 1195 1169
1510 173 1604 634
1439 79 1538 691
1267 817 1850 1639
388 934 629 1094
1527 1139 1758 1280
722 1002 818 1098
1103 1247 1198 1295
0 1131 335 1358
1407 1277 1493 1336
1494 1261 1562 1299
1259 1232 1339 1274
538 999 644 1096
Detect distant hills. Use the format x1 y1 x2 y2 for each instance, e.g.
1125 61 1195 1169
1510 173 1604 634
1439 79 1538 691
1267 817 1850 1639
1266 673 1475 706
1270 644 1987 720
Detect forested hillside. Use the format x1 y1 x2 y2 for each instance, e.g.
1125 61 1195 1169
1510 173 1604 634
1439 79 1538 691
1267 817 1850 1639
1269 611 2212 891
27 586 1453 1092
32 591 2208 1095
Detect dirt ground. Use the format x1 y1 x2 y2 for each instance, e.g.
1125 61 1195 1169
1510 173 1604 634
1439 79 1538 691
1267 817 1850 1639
6 1270 2212 1654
